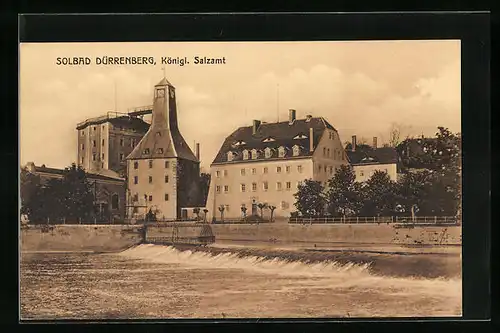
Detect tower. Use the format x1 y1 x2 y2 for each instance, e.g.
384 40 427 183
126 77 201 220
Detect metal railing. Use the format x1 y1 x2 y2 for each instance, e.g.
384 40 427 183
288 216 460 225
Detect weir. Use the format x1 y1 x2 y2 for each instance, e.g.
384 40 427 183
143 223 215 246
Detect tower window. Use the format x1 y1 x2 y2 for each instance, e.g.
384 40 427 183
165 161 170 168
149 176 153 183
81 144 85 150
149 160 153 168
164 193 169 201
131 139 136 147
111 194 119 210
93 127 96 131
81 130 84 136
134 176 138 184
120 138 124 146
120 153 124 161
102 139 105 146
252 183 257 191
134 161 138 169
92 153 96 161
133 194 138 202
93 140 96 147
102 153 105 160
165 175 169 183
149 195 153 202
80 157 84 164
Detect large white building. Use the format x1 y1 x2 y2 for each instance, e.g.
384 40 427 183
205 110 349 220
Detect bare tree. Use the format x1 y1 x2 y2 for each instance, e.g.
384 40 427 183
388 123 402 147
218 205 225 222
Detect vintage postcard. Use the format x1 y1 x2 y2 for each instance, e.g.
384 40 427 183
20 40 462 319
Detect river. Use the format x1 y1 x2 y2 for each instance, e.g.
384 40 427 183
20 244 462 319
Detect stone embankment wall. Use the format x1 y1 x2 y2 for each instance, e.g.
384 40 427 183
20 225 143 252
210 223 461 246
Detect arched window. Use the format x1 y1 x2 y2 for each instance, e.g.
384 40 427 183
242 149 249 160
111 194 119 210
278 146 286 158
264 147 273 158
292 145 301 156
251 149 258 159
227 151 234 162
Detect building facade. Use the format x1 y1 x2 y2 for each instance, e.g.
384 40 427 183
346 135 400 182
24 162 126 222
205 110 349 220
76 113 150 177
126 77 202 220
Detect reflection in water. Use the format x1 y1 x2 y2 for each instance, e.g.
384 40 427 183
21 244 462 319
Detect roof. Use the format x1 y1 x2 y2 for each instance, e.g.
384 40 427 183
30 164 125 182
76 114 150 131
126 127 198 162
346 147 398 165
211 117 336 165
155 77 173 87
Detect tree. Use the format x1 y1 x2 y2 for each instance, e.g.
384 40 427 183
326 165 363 217
388 122 402 147
145 208 157 222
218 205 225 222
257 203 268 220
360 170 398 216
241 205 247 219
268 205 276 222
60 163 94 222
293 179 326 217
199 173 211 206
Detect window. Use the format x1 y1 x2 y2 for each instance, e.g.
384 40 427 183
148 195 153 202
323 147 326 156
81 144 85 150
80 157 84 164
120 153 124 161
92 153 96 161
102 153 105 160
224 185 229 193
263 167 268 174
223 170 228 177
149 176 153 183
102 139 105 146
81 130 84 136
293 145 300 156
149 160 153 168
227 151 234 162
241 184 246 192
360 170 364 177
216 171 221 178
120 138 124 146
294 134 308 139
251 149 258 159
329 132 332 139
252 182 257 191
263 137 276 142
101 162 104 168
286 182 291 190
243 150 249 160
93 126 96 131
134 161 138 169
144 148 150 154
93 140 96 147
156 132 162 137
277 166 282 173
330 166 333 174
225 205 230 212
165 175 169 183
338 151 341 160
111 194 119 210
134 176 138 184
263 181 269 191
297 165 303 173
216 185 221 193
318 164 322 172
252 168 256 175
157 148 164 154
327 148 330 157
131 139 136 147
286 166 291 173
133 194 138 202
241 169 246 176
278 146 286 157
264 147 272 158
165 161 169 168
281 201 289 209
324 166 327 173
277 182 282 191
164 193 169 201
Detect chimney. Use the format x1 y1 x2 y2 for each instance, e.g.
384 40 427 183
305 114 312 122
373 137 378 149
288 109 296 124
309 127 314 152
195 143 200 161
352 135 357 152
252 120 261 135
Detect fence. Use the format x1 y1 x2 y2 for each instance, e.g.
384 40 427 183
288 216 460 225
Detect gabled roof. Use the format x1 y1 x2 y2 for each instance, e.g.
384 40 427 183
29 164 125 182
212 117 335 165
347 147 398 165
76 114 150 131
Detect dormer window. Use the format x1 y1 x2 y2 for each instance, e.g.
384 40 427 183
263 137 276 143
251 149 258 159
144 148 150 154
292 145 301 156
243 149 249 160
294 133 308 140
361 157 375 162
234 140 246 147
264 147 273 158
227 151 235 162
157 148 164 154
278 146 286 158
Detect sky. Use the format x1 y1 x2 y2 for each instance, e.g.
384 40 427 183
20 41 461 172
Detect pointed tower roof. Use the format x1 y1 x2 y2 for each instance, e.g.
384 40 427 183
155 77 173 87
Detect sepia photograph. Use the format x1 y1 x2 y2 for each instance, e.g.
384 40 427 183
19 40 462 319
